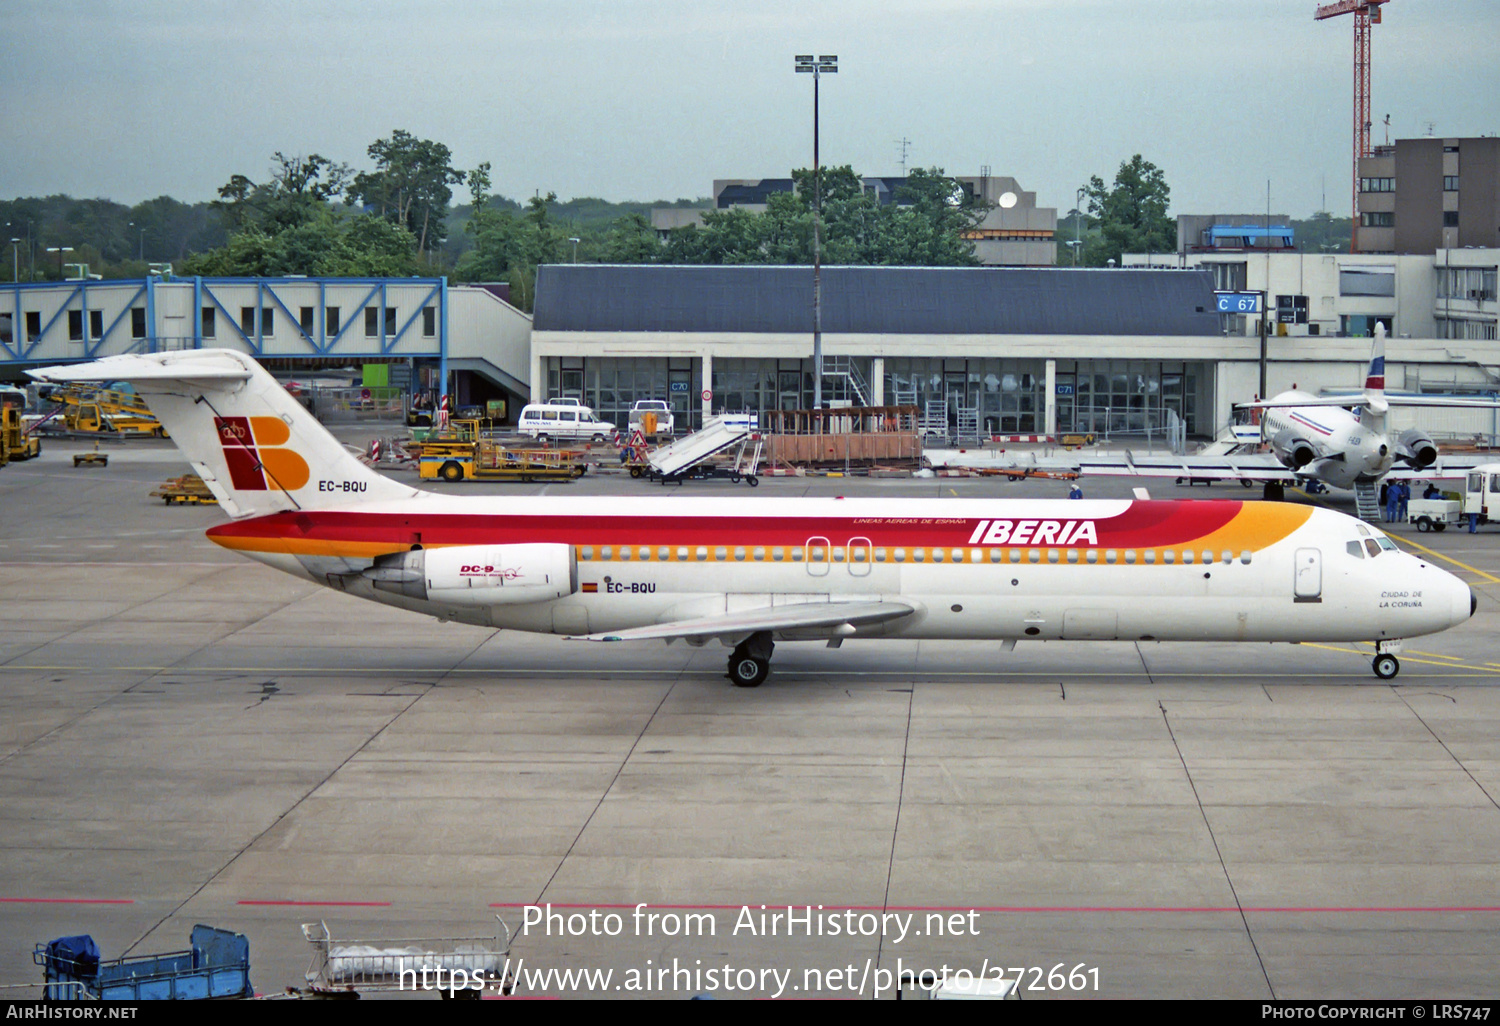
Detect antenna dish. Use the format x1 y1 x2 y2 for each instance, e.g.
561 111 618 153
998 191 1018 209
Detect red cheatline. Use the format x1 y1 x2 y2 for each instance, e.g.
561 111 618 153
237 900 391 907
0 897 134 904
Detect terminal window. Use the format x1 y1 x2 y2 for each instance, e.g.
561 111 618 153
326 307 340 335
201 307 216 338
423 306 436 337
131 307 146 339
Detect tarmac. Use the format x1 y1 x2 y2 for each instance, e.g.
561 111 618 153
2 432 1499 1000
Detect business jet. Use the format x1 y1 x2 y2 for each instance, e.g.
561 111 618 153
1062 325 1500 506
30 349 1478 684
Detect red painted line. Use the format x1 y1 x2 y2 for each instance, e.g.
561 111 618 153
489 902 1500 914
0 897 133 905
236 900 391 907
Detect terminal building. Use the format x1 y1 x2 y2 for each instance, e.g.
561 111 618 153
4 258 1498 443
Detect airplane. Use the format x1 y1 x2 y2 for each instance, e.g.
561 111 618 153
1059 325 1500 506
30 348 1479 684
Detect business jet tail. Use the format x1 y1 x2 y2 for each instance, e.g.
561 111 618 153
29 349 419 519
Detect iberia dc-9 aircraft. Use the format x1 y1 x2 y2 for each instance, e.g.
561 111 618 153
32 349 1478 685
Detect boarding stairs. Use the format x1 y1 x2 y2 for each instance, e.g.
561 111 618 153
919 399 949 441
647 415 752 478
821 356 870 408
955 405 980 442
1354 480 1382 523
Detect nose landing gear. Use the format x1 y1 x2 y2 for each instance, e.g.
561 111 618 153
727 631 774 688
1372 653 1400 680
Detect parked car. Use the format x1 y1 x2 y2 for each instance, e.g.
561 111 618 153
517 402 615 443
628 399 675 437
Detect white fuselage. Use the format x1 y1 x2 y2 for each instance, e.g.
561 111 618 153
210 495 1473 648
1262 391 1391 489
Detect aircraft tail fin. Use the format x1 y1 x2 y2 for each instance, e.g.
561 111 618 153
30 349 420 519
1364 324 1387 398
1361 323 1389 417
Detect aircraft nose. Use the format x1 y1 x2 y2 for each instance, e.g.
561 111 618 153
1471 587 1478 619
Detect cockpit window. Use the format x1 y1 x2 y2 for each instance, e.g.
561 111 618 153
1376 536 1398 551
1347 540 1365 559
1364 539 1381 558
1356 524 1371 537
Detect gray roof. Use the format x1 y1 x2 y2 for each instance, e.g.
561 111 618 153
533 265 1223 336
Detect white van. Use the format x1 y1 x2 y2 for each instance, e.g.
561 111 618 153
1464 463 1500 527
517 402 615 443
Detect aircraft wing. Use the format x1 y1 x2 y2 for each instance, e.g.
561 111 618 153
1237 395 1500 410
1076 454 1293 483
571 600 916 643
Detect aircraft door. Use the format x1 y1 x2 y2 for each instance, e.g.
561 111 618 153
847 536 872 577
805 536 830 577
1293 548 1322 602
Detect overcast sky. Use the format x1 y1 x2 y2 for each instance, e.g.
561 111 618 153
3 0 1497 218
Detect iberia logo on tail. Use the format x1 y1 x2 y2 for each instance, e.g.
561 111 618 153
215 416 310 491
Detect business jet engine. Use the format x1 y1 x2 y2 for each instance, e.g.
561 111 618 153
1396 428 1438 470
361 543 577 606
1270 429 1319 470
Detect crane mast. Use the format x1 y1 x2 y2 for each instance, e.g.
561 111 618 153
1314 0 1390 253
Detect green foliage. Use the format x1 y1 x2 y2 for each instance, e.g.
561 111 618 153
182 213 417 277
347 130 465 256
1291 211 1352 253
1080 155 1175 267
659 166 981 267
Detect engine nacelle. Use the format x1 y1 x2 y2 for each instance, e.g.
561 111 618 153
363 543 577 606
1397 428 1438 470
1270 428 1318 469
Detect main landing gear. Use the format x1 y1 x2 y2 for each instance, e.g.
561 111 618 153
727 631 774 688
1372 653 1400 680
1262 481 1286 502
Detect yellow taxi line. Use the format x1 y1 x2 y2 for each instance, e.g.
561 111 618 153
1300 641 1500 674
1393 533 1500 585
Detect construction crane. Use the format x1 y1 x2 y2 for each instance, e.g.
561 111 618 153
1315 0 1391 253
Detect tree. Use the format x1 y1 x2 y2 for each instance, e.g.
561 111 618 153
347 130 465 257
599 212 659 264
1080 155 1174 266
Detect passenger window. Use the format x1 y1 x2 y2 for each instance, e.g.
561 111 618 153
989 549 1002 563
658 547 670 561
734 547 746 561
1009 549 1021 564
1144 551 1157 564
1028 550 1040 564
773 547 785 561
1221 550 1233 564
1240 551 1252 564
1125 551 1137 565
1085 550 1098 564
875 548 887 562
893 548 906 563
561 411 577 422
580 546 594 560
1347 540 1365 559
676 547 688 561
1047 550 1059 564
914 549 926 563
1105 550 1117 564
1066 550 1079 564
932 549 944 563
792 547 804 562
601 546 613 560
715 547 727 561
1180 550 1192 565
619 546 631 561
752 547 765 561
696 546 708 561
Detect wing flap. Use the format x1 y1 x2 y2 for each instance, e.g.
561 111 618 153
572 600 915 642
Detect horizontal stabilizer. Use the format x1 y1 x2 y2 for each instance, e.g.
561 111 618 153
572 600 915 643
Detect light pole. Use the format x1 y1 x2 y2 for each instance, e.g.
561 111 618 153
129 221 144 261
1074 186 1086 266
568 237 580 263
46 246 74 280
9 239 18 282
795 53 836 410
